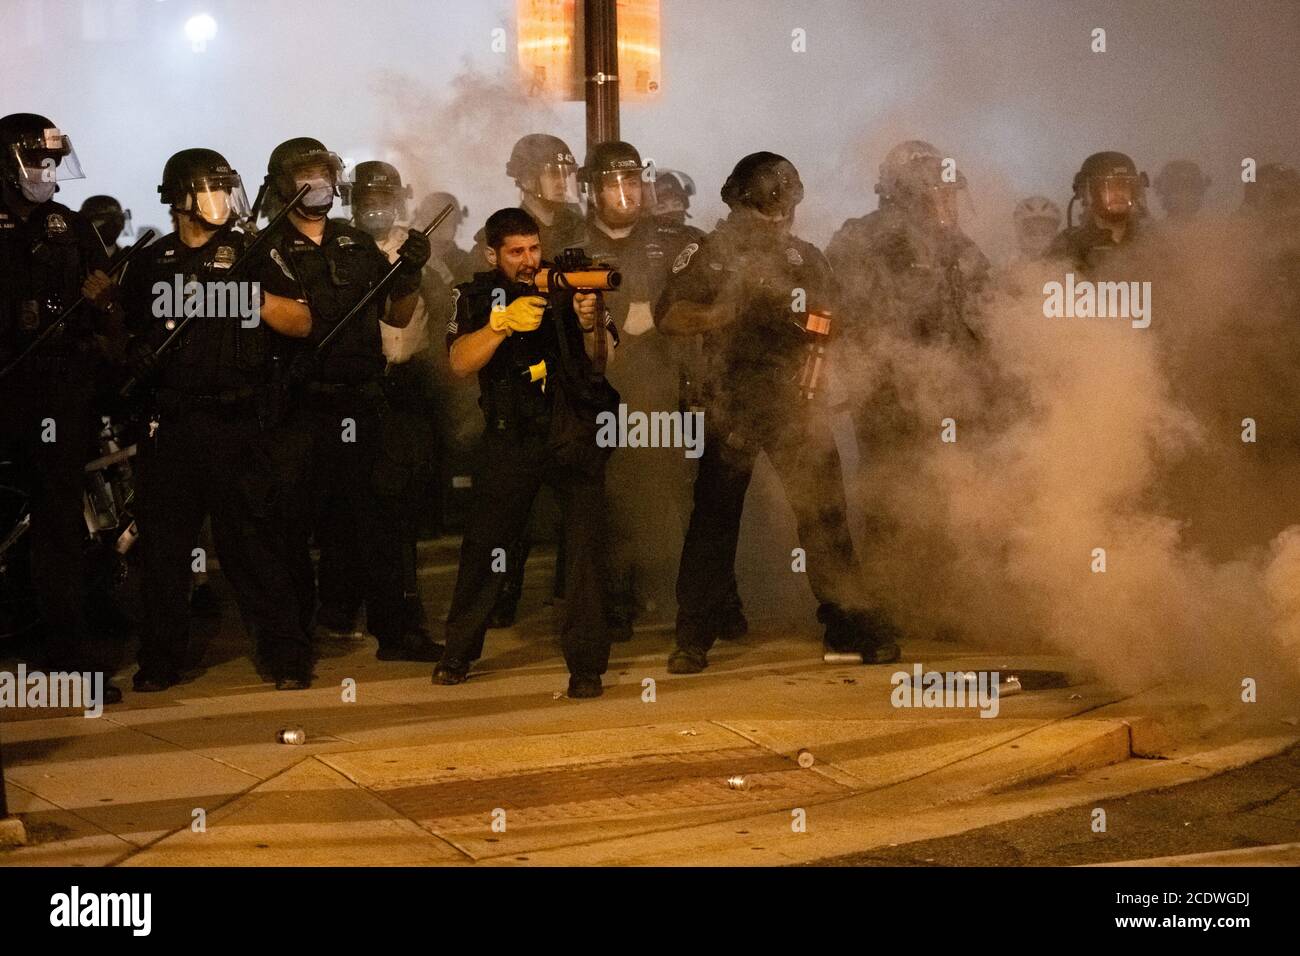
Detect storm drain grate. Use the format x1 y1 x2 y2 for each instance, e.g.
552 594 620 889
375 746 847 829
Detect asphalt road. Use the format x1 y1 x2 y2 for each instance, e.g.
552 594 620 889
806 743 1300 866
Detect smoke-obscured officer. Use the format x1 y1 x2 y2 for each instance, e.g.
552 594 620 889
1048 151 1149 272
119 148 313 691
655 152 901 674
579 141 697 638
438 207 618 697
0 113 123 701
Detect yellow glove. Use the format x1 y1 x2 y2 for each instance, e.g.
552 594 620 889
491 295 546 335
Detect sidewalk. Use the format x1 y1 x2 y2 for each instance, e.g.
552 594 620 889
2 544 1295 867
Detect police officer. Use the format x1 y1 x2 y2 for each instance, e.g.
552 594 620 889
656 152 900 674
255 137 441 681
651 170 699 230
120 147 314 691
829 140 990 347
1152 160 1211 222
342 160 438 644
0 114 122 701
579 141 696 638
1010 195 1062 266
1048 151 1149 271
79 195 131 254
438 207 617 696
417 191 476 291
475 135 584 628
828 139 990 569
470 134 585 264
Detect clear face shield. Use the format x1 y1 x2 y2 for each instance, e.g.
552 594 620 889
533 162 580 205
182 174 251 228
1089 174 1141 222
10 128 84 203
591 168 654 226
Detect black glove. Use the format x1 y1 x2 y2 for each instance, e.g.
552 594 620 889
389 229 430 300
396 229 431 272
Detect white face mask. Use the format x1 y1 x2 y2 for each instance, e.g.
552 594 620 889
194 188 233 225
297 176 334 211
18 177 56 203
17 165 55 204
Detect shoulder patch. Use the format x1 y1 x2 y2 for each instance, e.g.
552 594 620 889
672 241 700 274
446 287 461 335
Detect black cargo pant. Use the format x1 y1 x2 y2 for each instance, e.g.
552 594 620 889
135 402 310 680
0 357 101 670
294 387 407 647
675 412 865 652
444 427 610 676
374 361 437 633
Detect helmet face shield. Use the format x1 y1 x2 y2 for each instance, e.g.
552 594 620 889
1089 174 1140 220
182 174 250 227
534 162 580 205
927 183 967 230
591 168 654 224
11 128 85 184
743 160 804 220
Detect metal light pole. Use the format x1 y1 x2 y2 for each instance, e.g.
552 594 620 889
583 0 620 152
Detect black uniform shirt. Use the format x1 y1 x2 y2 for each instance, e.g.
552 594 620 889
0 198 109 363
251 218 391 386
447 268 599 430
120 226 271 394
656 212 835 427
579 216 697 333
1048 217 1145 274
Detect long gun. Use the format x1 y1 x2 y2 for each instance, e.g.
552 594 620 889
118 183 311 399
0 228 157 384
314 203 456 354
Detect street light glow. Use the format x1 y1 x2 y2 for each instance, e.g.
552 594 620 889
184 13 217 52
